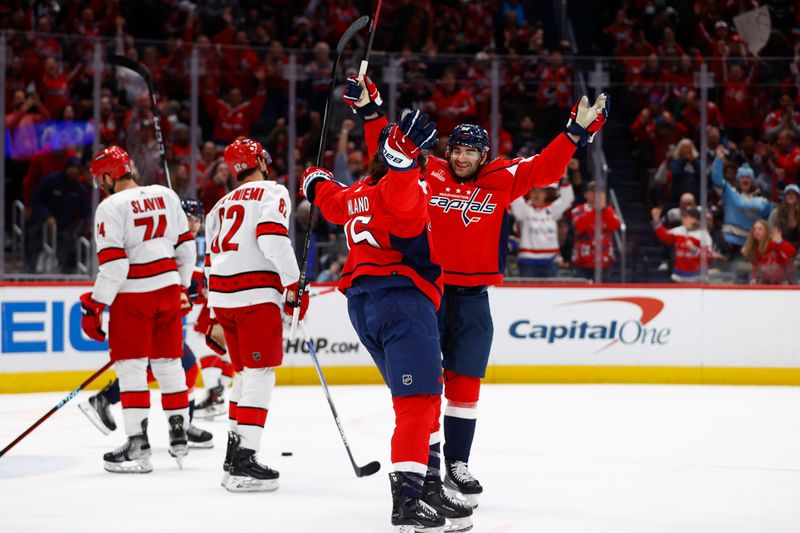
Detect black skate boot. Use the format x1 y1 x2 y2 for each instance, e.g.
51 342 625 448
187 424 213 449
78 385 117 435
194 384 225 419
224 447 279 493
103 419 151 473
167 414 188 468
389 472 446 533
443 460 483 508
220 430 241 487
422 479 473 532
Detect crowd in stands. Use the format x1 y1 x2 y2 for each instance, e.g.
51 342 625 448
598 0 800 283
4 0 798 283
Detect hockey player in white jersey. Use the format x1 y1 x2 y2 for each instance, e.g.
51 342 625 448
205 137 308 492
80 145 197 473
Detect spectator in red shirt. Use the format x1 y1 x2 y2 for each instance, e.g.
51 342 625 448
201 158 235 214
741 220 797 284
679 89 723 138
202 69 267 144
38 58 81 117
570 182 622 279
721 61 757 141
632 109 689 166
98 95 121 146
196 141 218 176
763 93 800 142
429 69 477 133
656 27 686 69
772 129 800 188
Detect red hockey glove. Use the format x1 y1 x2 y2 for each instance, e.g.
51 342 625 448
79 292 106 343
381 109 438 171
301 166 335 204
566 93 609 148
180 286 192 317
205 321 226 355
283 283 309 321
342 75 382 118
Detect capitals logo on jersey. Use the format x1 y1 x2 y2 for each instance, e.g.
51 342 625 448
429 186 497 227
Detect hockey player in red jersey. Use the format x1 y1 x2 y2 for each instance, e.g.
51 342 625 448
344 75 609 506
81 145 197 473
303 109 473 532
205 137 307 492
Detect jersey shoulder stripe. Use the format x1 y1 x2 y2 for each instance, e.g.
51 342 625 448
256 222 289 237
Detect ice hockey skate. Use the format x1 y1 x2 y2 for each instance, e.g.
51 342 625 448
389 473 446 533
194 384 225 419
187 424 213 448
103 420 152 473
443 460 482 508
167 414 188 468
78 383 117 435
224 447 279 493
422 479 473 532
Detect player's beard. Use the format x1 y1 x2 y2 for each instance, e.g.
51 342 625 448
367 152 428 182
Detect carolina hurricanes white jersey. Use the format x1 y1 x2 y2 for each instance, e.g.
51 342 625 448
510 183 574 262
91 184 196 305
204 180 299 309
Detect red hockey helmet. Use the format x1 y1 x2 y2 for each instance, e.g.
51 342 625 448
224 137 272 176
90 146 132 180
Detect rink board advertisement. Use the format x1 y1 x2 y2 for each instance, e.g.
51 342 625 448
1 283 799 391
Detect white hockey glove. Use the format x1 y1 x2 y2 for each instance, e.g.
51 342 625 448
565 93 610 148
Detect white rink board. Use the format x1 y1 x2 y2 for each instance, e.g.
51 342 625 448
1 284 799 375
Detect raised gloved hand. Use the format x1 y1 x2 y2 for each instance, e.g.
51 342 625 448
380 109 438 171
283 283 310 321
205 321 226 355
79 292 106 343
342 75 382 118
301 166 335 204
565 93 610 148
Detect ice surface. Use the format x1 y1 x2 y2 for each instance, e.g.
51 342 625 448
1 384 800 532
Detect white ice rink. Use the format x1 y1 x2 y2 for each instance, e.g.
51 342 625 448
1 384 800 533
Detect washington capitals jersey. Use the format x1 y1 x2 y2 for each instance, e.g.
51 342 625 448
364 116 576 286
313 167 443 308
92 184 196 305
204 180 299 309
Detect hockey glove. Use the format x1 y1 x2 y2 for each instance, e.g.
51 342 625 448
283 283 309 321
381 109 438 171
180 286 192 317
342 75 383 118
565 93 610 148
205 321 226 355
301 166 335 204
79 292 106 343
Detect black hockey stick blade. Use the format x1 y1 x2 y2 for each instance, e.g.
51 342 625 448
337 16 369 54
110 54 153 84
356 460 381 477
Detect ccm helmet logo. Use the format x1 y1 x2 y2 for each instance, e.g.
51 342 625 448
233 163 248 172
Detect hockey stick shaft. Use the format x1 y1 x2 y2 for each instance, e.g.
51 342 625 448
299 321 380 477
110 55 172 189
290 16 369 341
358 0 383 78
0 361 113 459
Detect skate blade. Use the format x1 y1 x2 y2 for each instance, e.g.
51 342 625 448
78 402 113 436
104 458 152 474
394 525 445 533
188 439 214 449
224 475 279 493
220 472 230 487
442 484 480 509
443 517 473 532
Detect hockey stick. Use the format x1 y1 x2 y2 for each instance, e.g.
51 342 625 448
110 55 172 189
298 321 381 478
0 361 113 459
290 15 370 340
358 0 383 78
